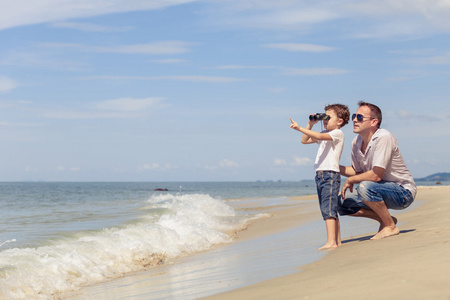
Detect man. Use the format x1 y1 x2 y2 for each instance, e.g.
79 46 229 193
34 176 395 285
339 101 416 240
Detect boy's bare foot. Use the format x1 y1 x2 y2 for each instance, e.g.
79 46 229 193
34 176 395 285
318 244 338 250
378 216 398 232
371 225 400 240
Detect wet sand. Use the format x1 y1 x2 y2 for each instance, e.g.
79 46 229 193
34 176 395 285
205 186 450 300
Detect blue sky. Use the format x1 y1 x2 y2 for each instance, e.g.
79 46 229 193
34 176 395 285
0 0 449 182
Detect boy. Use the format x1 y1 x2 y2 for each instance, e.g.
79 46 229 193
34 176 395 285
290 104 350 249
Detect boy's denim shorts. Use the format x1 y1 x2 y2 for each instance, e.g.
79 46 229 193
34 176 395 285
315 170 340 220
338 180 414 216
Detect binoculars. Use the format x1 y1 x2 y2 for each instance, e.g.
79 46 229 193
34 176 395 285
309 113 330 121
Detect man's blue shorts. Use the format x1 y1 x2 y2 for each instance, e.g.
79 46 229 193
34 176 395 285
338 180 414 216
315 171 340 220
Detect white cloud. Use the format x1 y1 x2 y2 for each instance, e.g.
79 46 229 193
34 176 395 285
0 0 198 30
273 158 287 166
397 110 413 119
204 0 450 38
97 41 195 55
0 76 18 92
94 97 164 112
281 67 350 76
267 87 286 94
152 59 186 64
139 163 178 171
1 51 88 71
140 163 160 170
203 159 239 171
51 22 132 32
409 52 450 65
56 166 80 172
263 43 337 53
219 159 240 168
216 65 274 70
205 2 338 30
291 156 313 166
41 97 165 119
25 166 38 172
88 75 245 83
40 41 195 55
204 165 218 171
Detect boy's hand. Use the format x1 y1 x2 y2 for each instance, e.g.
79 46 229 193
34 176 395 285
290 118 300 131
308 114 320 126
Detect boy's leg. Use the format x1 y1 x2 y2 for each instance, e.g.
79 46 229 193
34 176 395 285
319 217 338 250
316 171 341 249
336 217 341 246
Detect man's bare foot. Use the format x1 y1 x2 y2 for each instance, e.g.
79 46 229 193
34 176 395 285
371 226 400 240
318 244 338 250
378 216 398 232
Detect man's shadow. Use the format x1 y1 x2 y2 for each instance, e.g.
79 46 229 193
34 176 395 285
342 229 416 244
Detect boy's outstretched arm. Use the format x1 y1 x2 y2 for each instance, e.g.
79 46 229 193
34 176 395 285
290 117 332 144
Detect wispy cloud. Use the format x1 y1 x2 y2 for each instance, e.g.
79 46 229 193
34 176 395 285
273 156 313 167
408 52 450 65
203 0 450 38
217 64 349 77
1 51 88 71
87 75 245 83
0 76 18 92
41 97 165 119
273 158 287 166
387 69 429 82
281 67 350 76
0 0 198 30
291 156 313 166
393 109 441 123
93 97 164 112
204 159 240 170
204 2 338 30
51 22 133 32
139 163 178 171
40 41 196 55
219 159 240 168
216 65 274 70
152 59 187 64
263 43 337 53
56 166 80 172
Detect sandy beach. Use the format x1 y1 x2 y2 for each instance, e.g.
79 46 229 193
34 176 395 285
63 186 450 299
206 186 450 300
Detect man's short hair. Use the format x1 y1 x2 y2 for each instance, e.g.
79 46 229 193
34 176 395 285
325 103 350 127
358 101 382 128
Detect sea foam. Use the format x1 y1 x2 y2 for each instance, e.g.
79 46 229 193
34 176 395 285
0 193 256 299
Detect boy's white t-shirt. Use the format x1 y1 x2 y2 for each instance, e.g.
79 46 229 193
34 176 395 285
314 129 344 172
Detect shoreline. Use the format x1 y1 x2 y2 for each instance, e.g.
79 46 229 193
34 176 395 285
63 186 450 299
205 186 450 299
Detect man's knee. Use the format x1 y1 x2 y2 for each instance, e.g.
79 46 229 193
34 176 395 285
357 181 380 201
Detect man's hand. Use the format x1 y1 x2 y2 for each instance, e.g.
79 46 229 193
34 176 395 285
341 178 354 199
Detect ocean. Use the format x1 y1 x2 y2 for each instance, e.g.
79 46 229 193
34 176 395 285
0 181 318 299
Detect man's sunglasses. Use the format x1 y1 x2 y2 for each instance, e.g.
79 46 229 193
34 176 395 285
352 113 374 122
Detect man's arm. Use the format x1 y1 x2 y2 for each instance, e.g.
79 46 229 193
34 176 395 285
339 165 356 177
341 167 385 199
347 166 385 184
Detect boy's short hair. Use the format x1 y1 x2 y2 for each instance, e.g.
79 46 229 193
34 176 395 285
358 101 382 128
324 103 350 127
